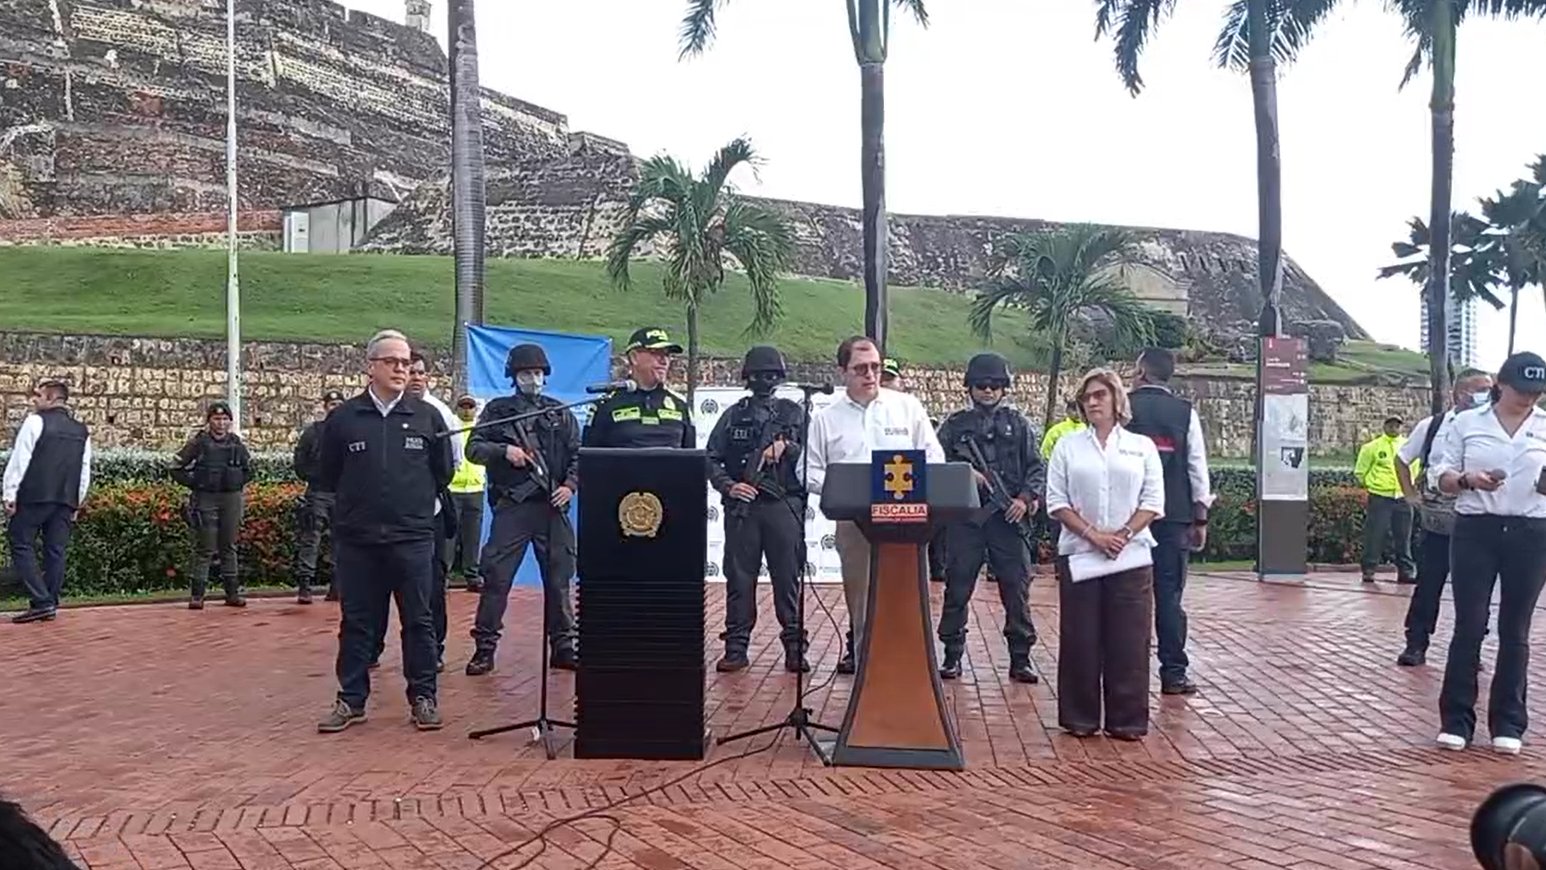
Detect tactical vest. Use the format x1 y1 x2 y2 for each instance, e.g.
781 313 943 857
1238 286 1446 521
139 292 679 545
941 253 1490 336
720 396 803 498
17 408 89 508
1127 386 1193 524
186 433 249 492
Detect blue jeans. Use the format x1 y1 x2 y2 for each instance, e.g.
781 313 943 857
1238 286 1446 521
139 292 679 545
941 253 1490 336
1151 521 1191 685
334 537 438 709
8 502 74 612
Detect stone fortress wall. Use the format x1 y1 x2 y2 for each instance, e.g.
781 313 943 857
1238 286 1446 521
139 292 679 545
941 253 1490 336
2 0 1370 357
0 331 1427 457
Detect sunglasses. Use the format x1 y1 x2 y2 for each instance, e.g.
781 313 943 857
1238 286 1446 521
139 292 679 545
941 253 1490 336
969 381 1008 391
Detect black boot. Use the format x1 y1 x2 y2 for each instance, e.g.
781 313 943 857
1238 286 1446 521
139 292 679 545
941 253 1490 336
836 631 857 675
716 648 750 672
551 647 578 671
297 582 314 605
784 644 810 673
939 648 963 680
222 578 246 608
1009 657 1039 684
465 651 495 676
189 578 206 610
1397 636 1428 667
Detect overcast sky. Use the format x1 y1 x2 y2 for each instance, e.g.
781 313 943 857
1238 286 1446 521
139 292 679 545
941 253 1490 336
348 0 1546 370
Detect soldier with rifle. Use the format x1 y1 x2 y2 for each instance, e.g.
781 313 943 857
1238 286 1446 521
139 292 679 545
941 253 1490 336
705 346 809 674
935 352 1044 684
293 389 345 604
464 343 582 676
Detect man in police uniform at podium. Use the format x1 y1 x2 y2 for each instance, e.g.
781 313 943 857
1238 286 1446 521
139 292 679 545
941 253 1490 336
705 346 809 674
584 327 694 449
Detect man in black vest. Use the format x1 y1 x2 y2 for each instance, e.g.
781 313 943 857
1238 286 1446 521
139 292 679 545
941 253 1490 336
5 380 92 624
1128 348 1213 696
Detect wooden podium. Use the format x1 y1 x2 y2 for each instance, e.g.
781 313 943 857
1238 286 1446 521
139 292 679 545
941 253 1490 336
573 447 709 760
819 452 976 770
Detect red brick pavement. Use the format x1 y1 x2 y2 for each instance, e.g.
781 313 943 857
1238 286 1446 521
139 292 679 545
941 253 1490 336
2 571 1537 868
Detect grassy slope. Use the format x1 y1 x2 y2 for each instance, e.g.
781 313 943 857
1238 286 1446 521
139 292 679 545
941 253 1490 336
0 247 1420 378
0 247 1045 368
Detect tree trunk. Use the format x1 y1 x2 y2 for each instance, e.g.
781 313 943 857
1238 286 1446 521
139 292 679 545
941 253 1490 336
1425 0 1457 417
1043 343 1064 432
449 0 487 395
1508 287 1519 355
860 60 887 355
686 303 700 415
1247 0 1283 339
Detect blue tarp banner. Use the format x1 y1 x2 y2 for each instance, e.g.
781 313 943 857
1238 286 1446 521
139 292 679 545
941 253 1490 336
465 324 613 586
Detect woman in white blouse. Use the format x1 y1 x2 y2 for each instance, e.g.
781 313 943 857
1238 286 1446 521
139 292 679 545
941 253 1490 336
1429 351 1546 755
1045 368 1166 739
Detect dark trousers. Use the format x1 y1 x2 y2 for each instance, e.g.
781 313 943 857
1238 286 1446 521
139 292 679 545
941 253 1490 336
1403 530 1453 650
448 491 485 581
722 497 806 654
377 522 448 664
294 490 334 590
1439 515 1546 741
1151 521 1191 685
938 516 1036 659
335 536 438 709
1362 494 1416 577
1057 560 1153 736
9 502 74 612
189 490 243 599
927 527 948 580
472 498 576 655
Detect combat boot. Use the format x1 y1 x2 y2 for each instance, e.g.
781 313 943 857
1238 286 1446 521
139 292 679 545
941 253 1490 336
465 651 494 676
939 648 963 680
716 648 750 672
1009 657 1039 684
836 631 857 675
784 644 810 673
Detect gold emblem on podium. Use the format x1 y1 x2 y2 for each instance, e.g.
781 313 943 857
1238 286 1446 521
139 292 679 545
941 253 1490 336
619 491 664 538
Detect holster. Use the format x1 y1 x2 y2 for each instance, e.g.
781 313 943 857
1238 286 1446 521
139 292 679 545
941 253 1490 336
295 495 315 534
182 497 203 532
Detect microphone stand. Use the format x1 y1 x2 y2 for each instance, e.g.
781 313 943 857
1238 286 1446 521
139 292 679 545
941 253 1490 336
466 392 605 760
716 382 837 763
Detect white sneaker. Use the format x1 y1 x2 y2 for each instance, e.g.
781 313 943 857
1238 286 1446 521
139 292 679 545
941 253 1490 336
1437 732 1467 751
1493 736 1522 755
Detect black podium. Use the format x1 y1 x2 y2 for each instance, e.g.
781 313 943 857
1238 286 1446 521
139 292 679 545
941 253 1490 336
573 447 709 760
820 453 976 770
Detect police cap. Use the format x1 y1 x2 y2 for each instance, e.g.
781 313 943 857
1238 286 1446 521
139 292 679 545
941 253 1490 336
322 389 346 403
964 352 1012 386
505 343 551 378
740 345 787 378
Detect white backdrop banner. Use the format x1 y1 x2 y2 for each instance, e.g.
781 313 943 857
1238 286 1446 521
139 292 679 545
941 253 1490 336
693 386 843 585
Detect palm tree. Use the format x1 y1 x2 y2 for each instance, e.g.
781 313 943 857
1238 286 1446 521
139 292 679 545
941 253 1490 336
448 0 487 394
1094 0 1288 345
1095 0 1546 416
677 0 929 356
1480 156 1546 352
606 138 796 409
969 225 1155 429
1380 210 1505 356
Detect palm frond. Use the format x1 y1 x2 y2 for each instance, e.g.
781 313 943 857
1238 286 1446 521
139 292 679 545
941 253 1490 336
678 0 724 59
971 225 1149 347
1213 0 1346 72
605 214 675 291
1094 0 1175 95
892 0 930 26
721 201 795 334
698 137 757 216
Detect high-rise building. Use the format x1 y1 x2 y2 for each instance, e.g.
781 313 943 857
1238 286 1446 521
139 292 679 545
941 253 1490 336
1419 293 1479 369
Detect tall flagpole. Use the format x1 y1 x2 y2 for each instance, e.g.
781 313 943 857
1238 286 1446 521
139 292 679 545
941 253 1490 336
225 0 242 428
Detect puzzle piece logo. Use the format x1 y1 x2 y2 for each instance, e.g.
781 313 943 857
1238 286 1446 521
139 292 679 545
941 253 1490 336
883 454 915 501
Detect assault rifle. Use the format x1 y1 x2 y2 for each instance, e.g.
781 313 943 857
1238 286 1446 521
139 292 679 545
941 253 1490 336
726 413 788 520
959 435 1036 547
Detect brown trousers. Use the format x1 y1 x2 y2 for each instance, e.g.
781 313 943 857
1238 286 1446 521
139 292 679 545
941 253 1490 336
1056 560 1154 736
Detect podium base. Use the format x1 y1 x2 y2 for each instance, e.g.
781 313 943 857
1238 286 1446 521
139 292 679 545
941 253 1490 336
830 742 965 771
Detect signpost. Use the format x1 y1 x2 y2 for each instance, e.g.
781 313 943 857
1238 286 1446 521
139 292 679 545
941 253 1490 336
1256 336 1309 580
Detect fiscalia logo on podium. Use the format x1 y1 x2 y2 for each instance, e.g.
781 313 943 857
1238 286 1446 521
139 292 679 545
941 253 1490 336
870 450 929 523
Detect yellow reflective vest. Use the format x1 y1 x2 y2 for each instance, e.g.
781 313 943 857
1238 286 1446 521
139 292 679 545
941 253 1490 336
1040 417 1086 460
449 429 486 493
1354 433 1406 499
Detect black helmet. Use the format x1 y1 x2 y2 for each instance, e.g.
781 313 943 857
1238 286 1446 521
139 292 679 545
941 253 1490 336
505 343 551 379
964 352 1011 386
740 345 787 379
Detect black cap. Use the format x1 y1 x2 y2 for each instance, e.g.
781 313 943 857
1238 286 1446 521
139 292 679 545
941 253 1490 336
625 327 684 354
322 390 346 403
1498 352 1546 394
206 400 233 420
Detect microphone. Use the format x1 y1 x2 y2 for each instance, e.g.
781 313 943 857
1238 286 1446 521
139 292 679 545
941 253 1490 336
585 379 637 394
786 382 834 394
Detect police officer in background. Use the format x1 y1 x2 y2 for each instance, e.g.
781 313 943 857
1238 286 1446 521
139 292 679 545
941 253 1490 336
293 389 345 604
706 346 809 674
171 401 252 610
448 395 487 593
935 353 1044 684
465 343 582 676
583 327 694 449
316 329 453 733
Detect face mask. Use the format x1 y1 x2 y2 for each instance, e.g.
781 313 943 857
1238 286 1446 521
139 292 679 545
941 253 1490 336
516 371 545 396
747 372 781 397
1469 391 1491 409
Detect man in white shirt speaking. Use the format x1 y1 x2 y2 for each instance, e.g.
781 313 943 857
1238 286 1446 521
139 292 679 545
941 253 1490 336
801 336 944 674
